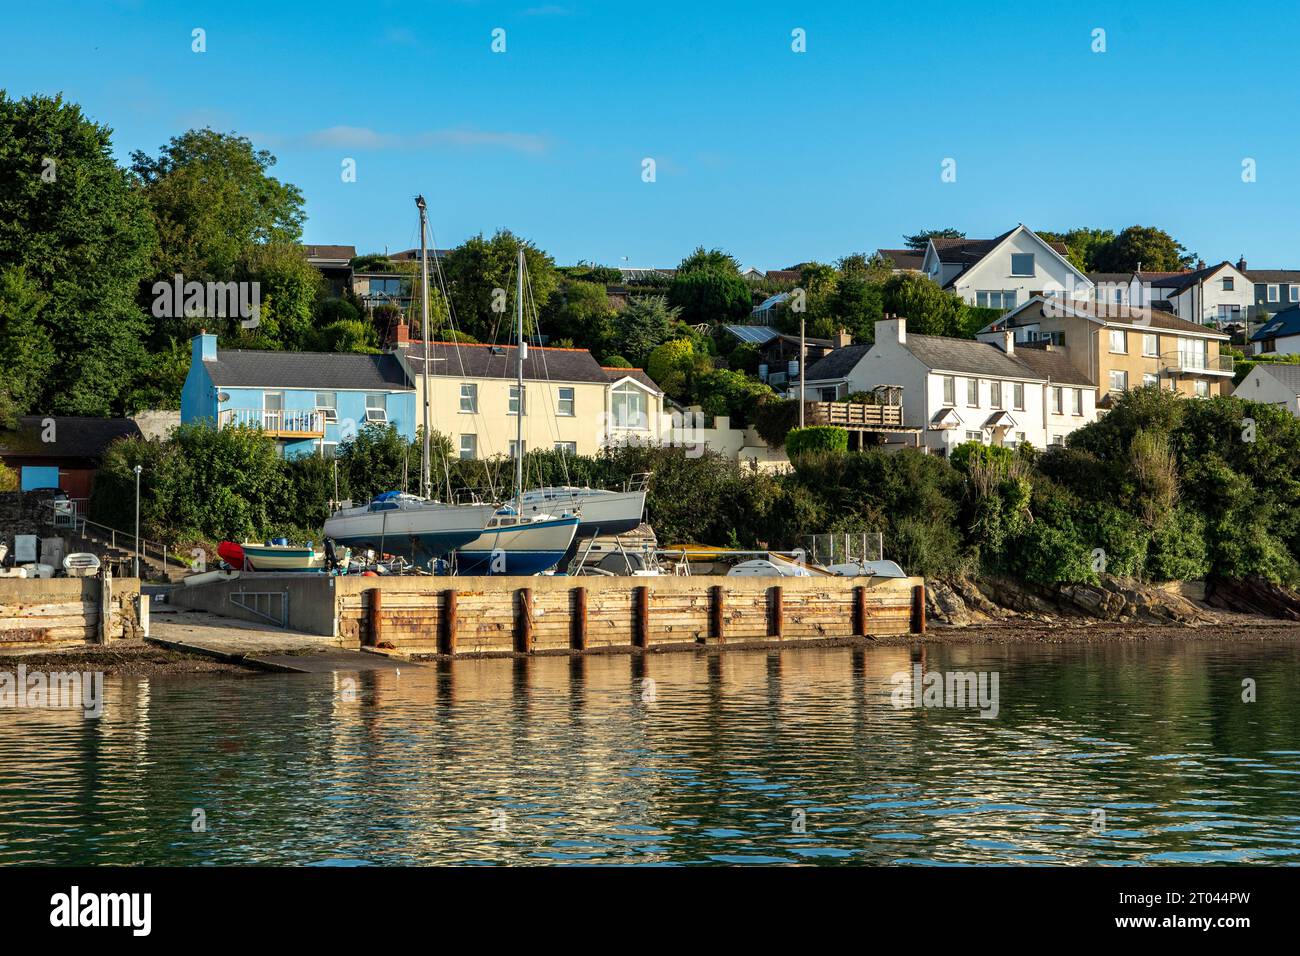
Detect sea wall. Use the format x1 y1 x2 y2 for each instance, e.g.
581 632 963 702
0 575 141 649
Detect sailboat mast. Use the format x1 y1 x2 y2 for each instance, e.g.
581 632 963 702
416 195 432 500
515 244 525 513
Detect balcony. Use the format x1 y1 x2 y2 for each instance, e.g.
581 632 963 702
804 400 907 430
1159 352 1235 377
218 408 326 437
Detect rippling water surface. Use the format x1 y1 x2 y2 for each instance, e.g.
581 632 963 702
2 640 1299 865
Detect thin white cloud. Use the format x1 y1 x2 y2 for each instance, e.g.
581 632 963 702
293 125 548 154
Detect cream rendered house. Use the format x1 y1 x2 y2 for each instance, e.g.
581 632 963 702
920 224 1093 310
394 340 665 460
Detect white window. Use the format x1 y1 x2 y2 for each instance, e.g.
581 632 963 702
1109 369 1128 392
314 392 337 422
1012 382 1025 410
966 378 979 406
1051 386 1063 414
1143 373 1159 387
1010 253 1034 277
1072 389 1083 415
1108 329 1127 353
557 387 575 417
990 381 1002 408
942 376 956 405
1194 380 1210 398
459 383 477 413
1291 285 1299 303
1142 333 1158 357
1050 435 1065 447
554 441 577 456
611 383 648 429
320 441 338 459
509 439 527 459
1269 284 1280 303
1015 431 1027 445
1222 277 1234 291
365 393 387 422
509 385 526 416
964 430 984 443
976 290 1017 310
459 434 476 460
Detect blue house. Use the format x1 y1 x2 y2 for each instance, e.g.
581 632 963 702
181 333 417 458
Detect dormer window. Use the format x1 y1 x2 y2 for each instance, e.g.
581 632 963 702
1010 253 1034 277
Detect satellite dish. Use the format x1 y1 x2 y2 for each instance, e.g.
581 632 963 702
217 392 230 402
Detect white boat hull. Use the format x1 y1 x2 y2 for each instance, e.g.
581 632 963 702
519 487 646 538
455 515 581 575
325 500 495 562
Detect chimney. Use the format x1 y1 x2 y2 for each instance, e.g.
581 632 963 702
394 321 410 348
191 330 217 363
875 313 906 344
1196 258 1206 270
1002 329 1015 355
1238 256 1248 272
834 328 852 349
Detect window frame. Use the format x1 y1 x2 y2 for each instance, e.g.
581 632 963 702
557 386 575 417
1010 253 1035 277
459 383 478 414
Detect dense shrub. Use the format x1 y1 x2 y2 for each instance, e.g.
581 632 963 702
785 426 849 456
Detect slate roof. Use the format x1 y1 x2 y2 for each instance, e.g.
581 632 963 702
1249 363 1300 389
876 248 924 270
404 341 611 384
605 367 663 393
1245 270 1300 284
1250 306 1300 342
901 333 1038 379
0 416 141 460
204 351 412 390
803 343 871 382
301 244 357 261
1010 344 1095 387
931 229 1070 266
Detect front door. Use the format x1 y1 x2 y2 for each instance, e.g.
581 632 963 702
263 392 284 430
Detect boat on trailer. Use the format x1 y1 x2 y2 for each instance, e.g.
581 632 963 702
324 493 495 564
518 474 649 539
454 506 580 575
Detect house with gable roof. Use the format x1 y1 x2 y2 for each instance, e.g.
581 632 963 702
919 225 1093 311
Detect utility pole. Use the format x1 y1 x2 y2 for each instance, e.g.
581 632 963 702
415 195 432 500
133 464 142 579
798 313 806 427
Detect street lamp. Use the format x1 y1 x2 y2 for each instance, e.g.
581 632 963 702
133 464 142 579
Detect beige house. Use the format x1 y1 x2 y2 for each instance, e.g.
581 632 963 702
977 297 1233 403
393 338 665 459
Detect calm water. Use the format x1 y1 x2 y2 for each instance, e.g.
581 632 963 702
2 641 1300 865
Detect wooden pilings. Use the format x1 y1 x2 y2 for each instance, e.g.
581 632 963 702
633 585 649 649
769 585 783 638
440 588 458 655
709 585 725 643
910 583 927 635
366 587 382 647
853 585 867 637
571 586 588 650
515 587 534 654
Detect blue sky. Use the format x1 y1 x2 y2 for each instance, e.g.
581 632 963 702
4 0 1299 269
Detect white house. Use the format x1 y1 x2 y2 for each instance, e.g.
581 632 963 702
1233 363 1300 415
1248 306 1300 356
919 225 1092 310
803 317 1099 455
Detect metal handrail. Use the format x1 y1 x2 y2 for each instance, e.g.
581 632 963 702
45 504 188 570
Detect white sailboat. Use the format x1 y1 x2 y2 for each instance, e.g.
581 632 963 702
323 195 493 564
518 474 648 539
452 245 579 575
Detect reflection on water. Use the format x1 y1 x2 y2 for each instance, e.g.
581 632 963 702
2 640 1299 865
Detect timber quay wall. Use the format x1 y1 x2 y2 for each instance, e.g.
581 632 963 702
336 575 926 657
0 576 141 650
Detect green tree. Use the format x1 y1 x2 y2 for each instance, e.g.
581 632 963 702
440 230 559 342
881 272 968 336
667 269 752 326
0 266 54 416
677 246 740 275
235 242 324 349
0 92 158 414
903 228 964 250
1093 225 1194 272
543 279 616 353
614 295 681 366
131 128 305 283
1037 227 1116 272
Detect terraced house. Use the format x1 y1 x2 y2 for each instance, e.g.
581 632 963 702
181 333 417 459
976 297 1233 403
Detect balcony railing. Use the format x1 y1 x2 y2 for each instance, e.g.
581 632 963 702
804 400 904 429
218 408 326 435
1159 352 1235 376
